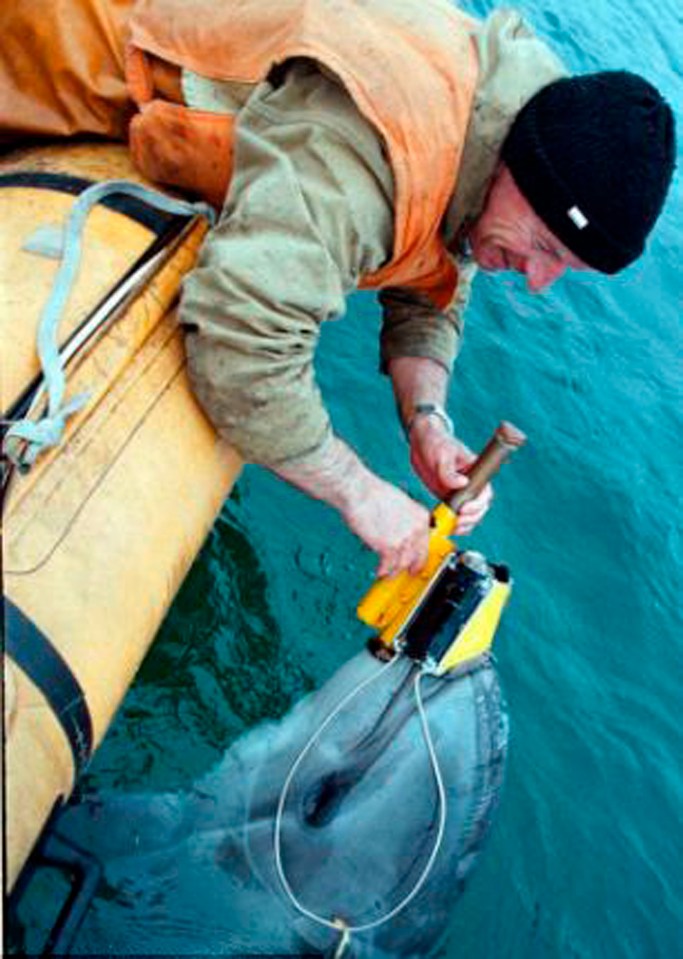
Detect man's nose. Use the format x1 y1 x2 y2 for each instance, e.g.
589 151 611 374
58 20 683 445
525 256 567 292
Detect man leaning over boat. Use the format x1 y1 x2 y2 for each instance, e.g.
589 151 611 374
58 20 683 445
1 0 675 576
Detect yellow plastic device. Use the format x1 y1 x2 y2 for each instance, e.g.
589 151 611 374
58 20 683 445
357 422 526 673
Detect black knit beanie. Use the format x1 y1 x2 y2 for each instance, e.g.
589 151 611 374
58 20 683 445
501 71 676 273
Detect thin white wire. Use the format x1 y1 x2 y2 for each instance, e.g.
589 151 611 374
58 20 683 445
332 921 352 958
273 657 448 947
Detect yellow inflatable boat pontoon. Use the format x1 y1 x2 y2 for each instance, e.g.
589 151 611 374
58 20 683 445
1 142 241 893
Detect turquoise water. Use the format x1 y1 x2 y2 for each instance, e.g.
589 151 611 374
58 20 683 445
13 0 683 955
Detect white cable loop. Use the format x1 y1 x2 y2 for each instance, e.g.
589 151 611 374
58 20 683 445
273 657 447 954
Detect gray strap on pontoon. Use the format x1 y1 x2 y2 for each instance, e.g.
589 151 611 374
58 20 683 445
3 180 215 471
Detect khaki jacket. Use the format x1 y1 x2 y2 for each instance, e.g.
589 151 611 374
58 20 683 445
182 11 566 464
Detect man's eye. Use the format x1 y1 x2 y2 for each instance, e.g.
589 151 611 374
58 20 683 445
537 241 564 262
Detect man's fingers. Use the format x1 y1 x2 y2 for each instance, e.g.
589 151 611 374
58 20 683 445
377 530 429 578
435 449 468 492
456 483 494 533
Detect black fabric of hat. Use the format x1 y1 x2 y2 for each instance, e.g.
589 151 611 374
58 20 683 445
501 71 676 273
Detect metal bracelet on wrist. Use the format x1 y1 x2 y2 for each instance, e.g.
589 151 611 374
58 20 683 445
405 402 454 438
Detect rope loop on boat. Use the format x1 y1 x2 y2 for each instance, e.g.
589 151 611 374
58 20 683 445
3 180 215 471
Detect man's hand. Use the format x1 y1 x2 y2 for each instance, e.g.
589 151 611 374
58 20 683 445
274 436 431 576
341 476 431 578
408 416 493 535
387 356 493 535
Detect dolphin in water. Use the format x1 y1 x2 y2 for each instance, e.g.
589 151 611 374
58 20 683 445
55 648 508 957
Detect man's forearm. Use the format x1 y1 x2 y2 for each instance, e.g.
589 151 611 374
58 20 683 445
273 435 377 515
387 356 450 429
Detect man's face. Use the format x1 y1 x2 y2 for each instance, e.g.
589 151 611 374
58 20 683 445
468 165 591 292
